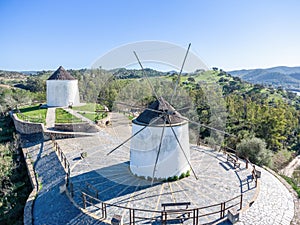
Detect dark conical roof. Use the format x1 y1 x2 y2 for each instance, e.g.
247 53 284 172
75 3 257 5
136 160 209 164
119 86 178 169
47 66 76 80
133 97 186 126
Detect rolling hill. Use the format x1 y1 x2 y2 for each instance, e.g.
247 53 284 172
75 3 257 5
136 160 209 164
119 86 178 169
229 66 300 90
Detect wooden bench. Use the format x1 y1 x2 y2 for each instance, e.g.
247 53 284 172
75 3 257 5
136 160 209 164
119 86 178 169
227 154 240 169
162 202 191 211
161 202 191 222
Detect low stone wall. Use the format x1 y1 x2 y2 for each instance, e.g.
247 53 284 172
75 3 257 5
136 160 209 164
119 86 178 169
43 131 95 140
54 122 99 133
96 113 111 127
11 113 45 134
22 148 38 225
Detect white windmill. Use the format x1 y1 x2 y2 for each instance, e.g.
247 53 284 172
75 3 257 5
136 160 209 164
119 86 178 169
106 43 230 182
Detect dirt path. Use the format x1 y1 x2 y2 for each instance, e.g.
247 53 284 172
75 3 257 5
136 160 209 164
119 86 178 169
280 155 300 177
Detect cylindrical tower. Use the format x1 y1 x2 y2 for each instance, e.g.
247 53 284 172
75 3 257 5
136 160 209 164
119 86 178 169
130 97 190 180
46 66 80 107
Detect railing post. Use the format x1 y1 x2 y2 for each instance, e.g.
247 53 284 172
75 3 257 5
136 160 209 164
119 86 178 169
82 193 86 209
220 202 225 218
193 208 199 225
133 209 135 224
101 202 107 218
64 157 67 169
240 194 243 210
67 164 70 176
70 182 74 197
129 208 135 225
161 211 166 225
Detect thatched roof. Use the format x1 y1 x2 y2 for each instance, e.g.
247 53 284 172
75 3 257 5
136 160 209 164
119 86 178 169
133 97 185 126
47 66 76 80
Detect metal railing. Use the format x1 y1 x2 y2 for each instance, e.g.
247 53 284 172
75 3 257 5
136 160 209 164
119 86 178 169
81 191 243 225
49 134 252 225
50 134 73 195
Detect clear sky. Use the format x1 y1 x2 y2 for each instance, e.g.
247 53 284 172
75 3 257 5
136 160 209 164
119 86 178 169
1 0 300 71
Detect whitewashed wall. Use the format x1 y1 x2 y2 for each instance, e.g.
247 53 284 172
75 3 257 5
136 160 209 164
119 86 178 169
46 80 80 107
130 122 190 179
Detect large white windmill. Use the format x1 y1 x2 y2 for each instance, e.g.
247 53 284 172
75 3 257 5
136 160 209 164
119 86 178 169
106 43 230 182
130 97 190 180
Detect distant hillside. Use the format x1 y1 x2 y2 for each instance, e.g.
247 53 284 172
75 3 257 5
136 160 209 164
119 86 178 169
229 66 300 90
0 70 26 80
110 68 167 79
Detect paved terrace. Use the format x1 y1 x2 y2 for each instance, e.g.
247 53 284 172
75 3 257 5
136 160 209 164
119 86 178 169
22 112 296 224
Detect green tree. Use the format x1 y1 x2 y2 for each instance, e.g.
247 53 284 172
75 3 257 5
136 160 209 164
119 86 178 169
237 137 272 166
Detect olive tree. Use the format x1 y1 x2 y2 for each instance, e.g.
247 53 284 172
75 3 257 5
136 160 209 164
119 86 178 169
237 137 272 166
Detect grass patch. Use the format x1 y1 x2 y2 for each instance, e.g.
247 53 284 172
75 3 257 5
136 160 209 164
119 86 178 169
78 112 107 121
281 174 300 198
128 115 135 120
16 105 47 124
55 108 82 123
72 103 104 112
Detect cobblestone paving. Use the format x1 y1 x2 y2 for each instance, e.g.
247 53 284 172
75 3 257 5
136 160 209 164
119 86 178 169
25 112 296 224
236 167 294 225
25 139 108 225
58 133 257 225
45 107 56 129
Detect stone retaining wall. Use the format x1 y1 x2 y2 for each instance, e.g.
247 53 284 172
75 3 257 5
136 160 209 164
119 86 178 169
54 122 99 133
11 113 44 134
22 148 38 225
96 113 111 127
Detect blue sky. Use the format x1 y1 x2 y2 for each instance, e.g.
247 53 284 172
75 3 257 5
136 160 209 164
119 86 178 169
1 0 300 71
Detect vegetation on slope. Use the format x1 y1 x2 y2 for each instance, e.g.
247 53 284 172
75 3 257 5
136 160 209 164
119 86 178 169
229 66 300 90
0 116 31 225
1 66 300 204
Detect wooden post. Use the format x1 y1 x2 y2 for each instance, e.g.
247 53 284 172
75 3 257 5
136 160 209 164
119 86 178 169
220 202 225 218
64 157 67 169
193 208 199 225
82 193 86 209
240 194 243 210
101 202 107 218
70 182 74 197
60 150 63 162
129 208 135 225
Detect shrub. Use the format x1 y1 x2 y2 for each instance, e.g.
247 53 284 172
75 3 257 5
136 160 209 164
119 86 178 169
271 149 293 171
167 177 173 182
186 170 190 177
237 137 272 166
179 173 185 179
281 175 300 198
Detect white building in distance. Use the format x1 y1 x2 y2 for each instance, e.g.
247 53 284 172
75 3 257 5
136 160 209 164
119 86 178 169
46 66 80 107
130 97 190 180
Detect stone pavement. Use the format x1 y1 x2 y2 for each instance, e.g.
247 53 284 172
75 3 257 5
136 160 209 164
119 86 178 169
24 111 297 224
57 125 257 225
236 167 294 225
45 107 56 129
